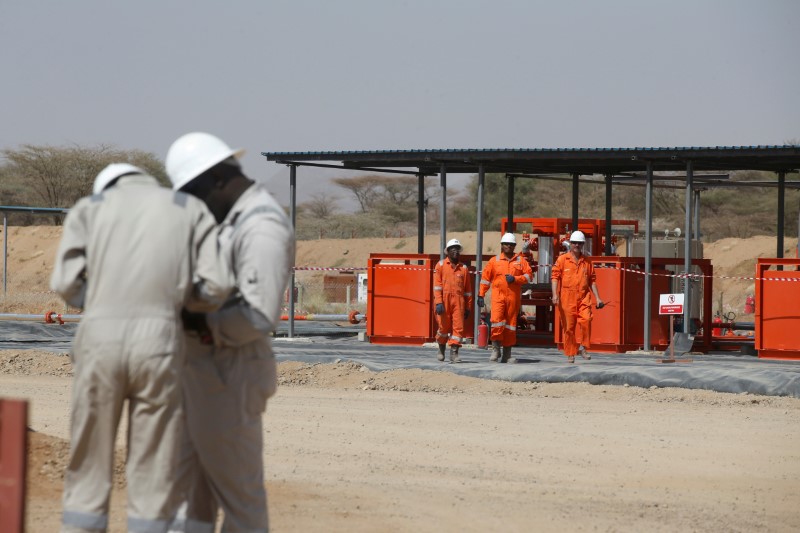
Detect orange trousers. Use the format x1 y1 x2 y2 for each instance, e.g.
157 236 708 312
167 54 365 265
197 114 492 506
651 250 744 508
489 292 520 347
435 292 467 346
557 289 593 356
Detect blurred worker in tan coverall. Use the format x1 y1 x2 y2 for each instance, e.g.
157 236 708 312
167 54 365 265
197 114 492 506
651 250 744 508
551 230 604 363
51 163 232 533
433 238 473 363
477 232 533 363
165 132 295 533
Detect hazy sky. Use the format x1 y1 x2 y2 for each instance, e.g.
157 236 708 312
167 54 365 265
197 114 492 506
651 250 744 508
1 0 798 208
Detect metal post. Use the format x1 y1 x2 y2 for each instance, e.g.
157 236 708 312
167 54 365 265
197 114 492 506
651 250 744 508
506 175 515 233
693 190 701 241
3 212 7 296
417 172 425 254
572 173 579 233
475 164 486 342
604 174 612 255
440 163 447 260
644 161 653 350
346 285 351 307
288 164 297 338
777 171 786 259
683 160 693 333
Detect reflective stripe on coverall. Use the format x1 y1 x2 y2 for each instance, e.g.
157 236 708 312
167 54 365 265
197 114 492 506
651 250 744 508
172 184 295 533
478 253 533 347
552 252 596 357
433 258 473 346
50 174 232 533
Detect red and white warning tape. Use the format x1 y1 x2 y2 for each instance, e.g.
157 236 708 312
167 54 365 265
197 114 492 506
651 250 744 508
293 263 800 282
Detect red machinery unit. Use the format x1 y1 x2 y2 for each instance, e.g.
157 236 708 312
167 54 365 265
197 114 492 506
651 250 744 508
755 258 800 360
496 217 639 347
366 253 489 345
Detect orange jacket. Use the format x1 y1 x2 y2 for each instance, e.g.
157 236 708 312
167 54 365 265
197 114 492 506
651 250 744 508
478 253 533 299
551 252 596 296
433 258 473 310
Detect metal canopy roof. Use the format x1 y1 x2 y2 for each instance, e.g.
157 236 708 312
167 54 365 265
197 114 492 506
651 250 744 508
263 145 800 175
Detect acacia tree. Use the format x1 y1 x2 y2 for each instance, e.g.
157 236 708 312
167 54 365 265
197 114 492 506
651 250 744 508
1 144 167 223
301 192 339 219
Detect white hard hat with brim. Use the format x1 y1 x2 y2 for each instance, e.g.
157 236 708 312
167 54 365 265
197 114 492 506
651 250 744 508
166 132 245 191
93 163 145 195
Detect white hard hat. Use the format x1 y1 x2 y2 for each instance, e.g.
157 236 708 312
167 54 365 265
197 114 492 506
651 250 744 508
570 230 586 243
500 232 517 244
444 238 462 252
166 132 245 191
93 163 144 195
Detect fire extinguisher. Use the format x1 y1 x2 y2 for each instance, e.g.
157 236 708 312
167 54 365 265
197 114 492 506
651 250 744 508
712 313 723 336
744 295 755 314
477 318 489 349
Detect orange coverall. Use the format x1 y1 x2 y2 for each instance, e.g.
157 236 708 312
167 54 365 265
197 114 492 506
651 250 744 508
478 253 533 347
433 258 474 347
552 252 596 356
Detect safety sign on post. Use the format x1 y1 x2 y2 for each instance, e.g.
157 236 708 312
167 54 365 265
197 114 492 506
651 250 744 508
659 293 684 315
658 294 692 364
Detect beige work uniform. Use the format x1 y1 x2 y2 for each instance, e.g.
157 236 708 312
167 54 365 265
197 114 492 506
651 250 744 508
51 174 231 533
172 184 294 533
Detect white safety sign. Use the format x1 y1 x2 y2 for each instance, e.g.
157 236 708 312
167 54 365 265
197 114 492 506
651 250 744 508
659 293 684 315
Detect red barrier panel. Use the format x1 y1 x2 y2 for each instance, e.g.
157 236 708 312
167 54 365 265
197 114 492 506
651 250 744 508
0 398 28 533
755 258 800 360
366 253 487 345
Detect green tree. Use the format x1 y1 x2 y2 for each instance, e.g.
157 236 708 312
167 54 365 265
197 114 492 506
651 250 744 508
1 144 167 224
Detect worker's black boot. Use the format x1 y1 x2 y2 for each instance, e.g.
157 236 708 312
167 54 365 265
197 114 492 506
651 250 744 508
437 343 446 362
501 346 516 364
490 341 501 362
450 345 461 364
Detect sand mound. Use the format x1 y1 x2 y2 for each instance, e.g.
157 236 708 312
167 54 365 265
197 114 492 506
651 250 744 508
2 225 796 316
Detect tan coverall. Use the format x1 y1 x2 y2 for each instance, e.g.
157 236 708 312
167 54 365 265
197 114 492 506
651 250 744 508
552 252 596 356
172 185 295 533
433 258 474 347
478 253 533 347
51 174 232 533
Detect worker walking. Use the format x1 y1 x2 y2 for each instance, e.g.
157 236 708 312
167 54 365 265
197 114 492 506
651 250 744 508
51 163 232 533
165 132 295 533
433 238 474 363
551 230 604 363
477 233 533 363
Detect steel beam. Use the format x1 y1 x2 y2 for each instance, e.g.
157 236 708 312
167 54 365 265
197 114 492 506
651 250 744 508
644 161 653 350
475 164 486 340
684 160 693 333
288 164 297 338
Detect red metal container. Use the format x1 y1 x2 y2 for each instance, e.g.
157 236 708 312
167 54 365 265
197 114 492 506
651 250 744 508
755 258 800 359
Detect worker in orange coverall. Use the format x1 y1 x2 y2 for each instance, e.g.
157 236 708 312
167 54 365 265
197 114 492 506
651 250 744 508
477 232 533 363
434 238 474 363
551 230 605 363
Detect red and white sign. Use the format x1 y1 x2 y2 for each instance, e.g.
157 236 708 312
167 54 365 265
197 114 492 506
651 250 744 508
659 293 684 315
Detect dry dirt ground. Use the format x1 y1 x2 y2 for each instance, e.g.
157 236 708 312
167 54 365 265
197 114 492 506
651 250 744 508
2 228 800 531
2 350 800 532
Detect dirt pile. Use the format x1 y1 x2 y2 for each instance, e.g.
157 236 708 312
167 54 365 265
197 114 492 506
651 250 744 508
2 225 795 316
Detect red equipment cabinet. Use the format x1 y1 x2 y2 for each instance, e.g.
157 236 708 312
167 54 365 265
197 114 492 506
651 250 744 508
755 258 800 360
366 253 488 345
